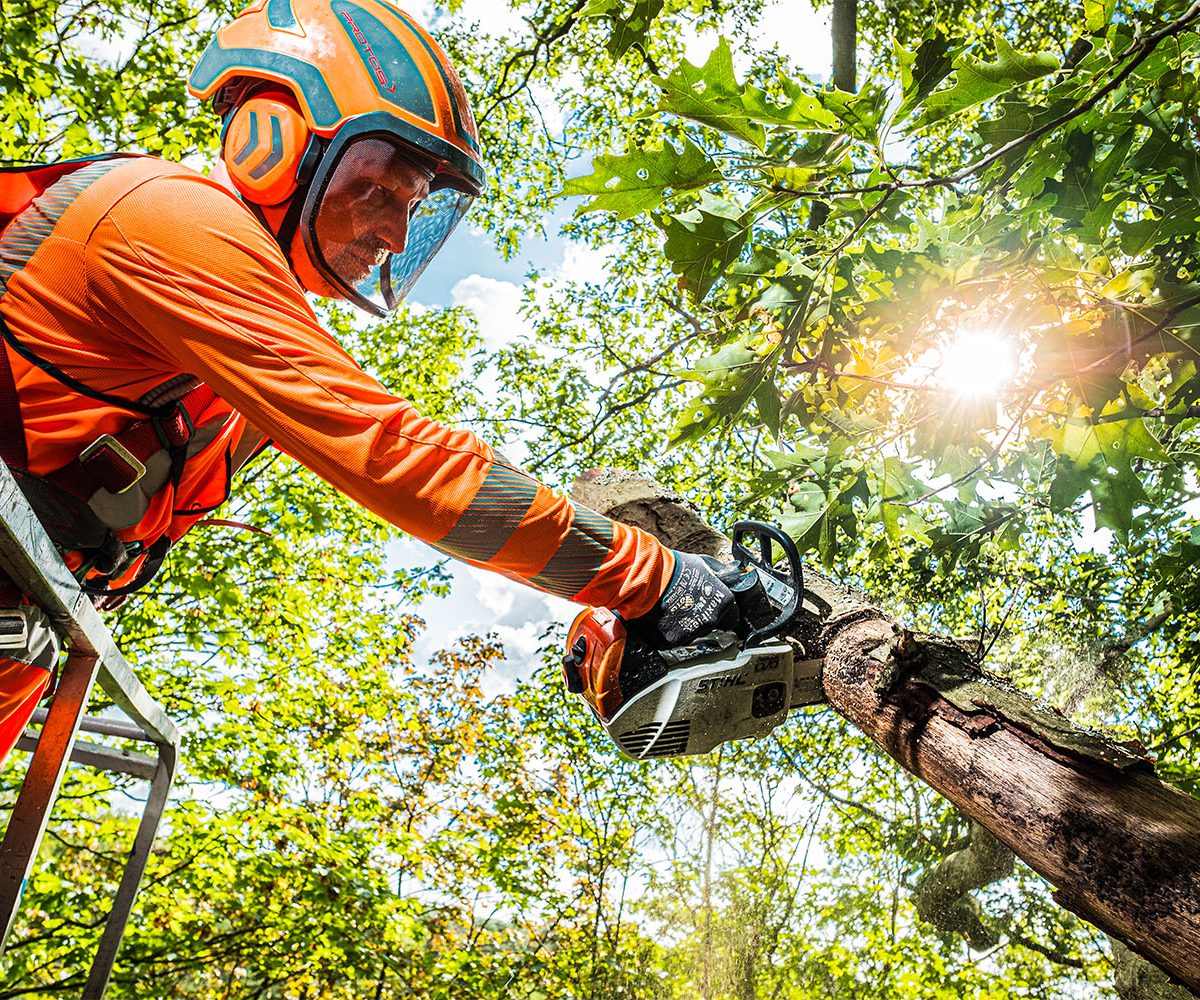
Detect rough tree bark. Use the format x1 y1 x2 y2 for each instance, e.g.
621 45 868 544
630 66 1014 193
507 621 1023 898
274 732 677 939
572 468 1200 995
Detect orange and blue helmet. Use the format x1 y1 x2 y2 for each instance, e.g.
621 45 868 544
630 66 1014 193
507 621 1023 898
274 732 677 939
188 0 485 315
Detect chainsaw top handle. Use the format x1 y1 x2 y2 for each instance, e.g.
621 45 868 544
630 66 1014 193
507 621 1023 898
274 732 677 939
730 520 803 648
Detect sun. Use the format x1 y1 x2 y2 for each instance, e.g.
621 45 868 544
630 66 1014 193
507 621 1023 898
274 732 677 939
935 328 1017 398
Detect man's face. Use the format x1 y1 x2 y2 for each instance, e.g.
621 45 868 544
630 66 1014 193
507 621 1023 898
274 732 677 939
315 137 432 289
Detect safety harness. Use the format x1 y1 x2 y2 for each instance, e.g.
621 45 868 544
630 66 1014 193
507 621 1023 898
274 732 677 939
0 154 229 597
0 349 216 594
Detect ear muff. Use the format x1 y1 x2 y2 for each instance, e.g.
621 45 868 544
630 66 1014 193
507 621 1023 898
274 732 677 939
223 94 313 206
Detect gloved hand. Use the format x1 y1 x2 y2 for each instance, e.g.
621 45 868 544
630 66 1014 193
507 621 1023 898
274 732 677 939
561 552 742 719
625 550 740 649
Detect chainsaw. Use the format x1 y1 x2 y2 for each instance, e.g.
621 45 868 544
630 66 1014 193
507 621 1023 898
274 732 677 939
562 521 824 759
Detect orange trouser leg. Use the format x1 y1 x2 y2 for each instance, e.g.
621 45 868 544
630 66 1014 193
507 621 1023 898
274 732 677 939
0 658 51 767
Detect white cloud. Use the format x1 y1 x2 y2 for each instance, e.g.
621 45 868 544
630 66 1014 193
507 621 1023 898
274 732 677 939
389 536 578 697
450 0 522 39
762 0 832 78
550 242 611 286
483 621 549 695
470 566 521 618
450 274 532 351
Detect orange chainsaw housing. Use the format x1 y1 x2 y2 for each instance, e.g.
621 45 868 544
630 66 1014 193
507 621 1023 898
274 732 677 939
564 607 628 722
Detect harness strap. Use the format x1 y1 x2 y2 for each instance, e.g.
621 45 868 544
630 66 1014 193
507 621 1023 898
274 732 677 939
81 536 170 598
47 383 218 499
0 154 229 600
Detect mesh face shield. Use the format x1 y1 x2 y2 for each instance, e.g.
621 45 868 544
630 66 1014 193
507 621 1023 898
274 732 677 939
304 134 473 315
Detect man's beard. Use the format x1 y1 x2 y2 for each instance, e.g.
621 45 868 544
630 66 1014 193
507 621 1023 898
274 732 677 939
328 235 388 290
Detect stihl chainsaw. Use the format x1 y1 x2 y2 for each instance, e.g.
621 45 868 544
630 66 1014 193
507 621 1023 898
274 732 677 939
562 521 824 759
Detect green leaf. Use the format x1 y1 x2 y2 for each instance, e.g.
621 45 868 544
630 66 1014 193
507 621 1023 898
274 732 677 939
655 39 765 147
688 340 757 377
817 85 884 142
561 137 722 220
1036 412 1171 538
894 31 954 123
577 0 621 15
657 192 750 300
779 474 869 562
881 502 931 545
667 338 764 445
763 444 824 468
918 34 1059 127
653 38 839 150
976 100 1035 148
874 456 929 503
872 456 934 544
754 379 782 436
605 0 663 60
741 75 842 132
1084 0 1116 35
1118 202 1200 256
1046 128 1134 240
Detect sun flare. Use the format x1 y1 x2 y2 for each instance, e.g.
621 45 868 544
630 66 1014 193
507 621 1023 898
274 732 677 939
935 328 1017 398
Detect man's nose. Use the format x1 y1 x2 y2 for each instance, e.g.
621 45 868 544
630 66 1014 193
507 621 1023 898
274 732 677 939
377 214 409 254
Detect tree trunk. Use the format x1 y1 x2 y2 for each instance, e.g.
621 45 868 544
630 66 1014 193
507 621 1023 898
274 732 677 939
831 0 857 92
571 469 1200 995
810 0 857 232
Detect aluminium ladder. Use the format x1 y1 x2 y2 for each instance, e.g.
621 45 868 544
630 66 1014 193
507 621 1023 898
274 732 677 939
0 459 180 998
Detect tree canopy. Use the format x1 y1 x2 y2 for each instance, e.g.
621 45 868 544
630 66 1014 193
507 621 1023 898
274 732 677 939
2 0 1200 996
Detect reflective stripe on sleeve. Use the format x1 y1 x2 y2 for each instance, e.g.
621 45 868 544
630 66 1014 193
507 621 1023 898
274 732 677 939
530 507 614 600
435 462 540 563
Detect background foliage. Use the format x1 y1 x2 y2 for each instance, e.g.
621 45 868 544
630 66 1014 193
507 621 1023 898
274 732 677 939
3 0 1199 996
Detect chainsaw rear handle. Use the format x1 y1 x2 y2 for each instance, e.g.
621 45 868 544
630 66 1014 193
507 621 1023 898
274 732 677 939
731 520 802 648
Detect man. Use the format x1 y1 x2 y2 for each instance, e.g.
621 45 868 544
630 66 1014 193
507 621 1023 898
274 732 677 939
0 0 735 761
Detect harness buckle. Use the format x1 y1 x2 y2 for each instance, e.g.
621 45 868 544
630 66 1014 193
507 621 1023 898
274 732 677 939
79 434 147 495
0 608 29 651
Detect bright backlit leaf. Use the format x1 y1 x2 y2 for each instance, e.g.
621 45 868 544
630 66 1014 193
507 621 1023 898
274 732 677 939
562 137 722 220
657 192 750 300
918 34 1059 127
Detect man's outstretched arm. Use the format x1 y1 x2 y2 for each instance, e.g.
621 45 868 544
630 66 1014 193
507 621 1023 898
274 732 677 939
89 168 674 617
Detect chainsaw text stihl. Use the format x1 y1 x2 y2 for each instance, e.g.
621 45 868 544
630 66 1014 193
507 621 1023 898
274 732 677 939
562 521 824 759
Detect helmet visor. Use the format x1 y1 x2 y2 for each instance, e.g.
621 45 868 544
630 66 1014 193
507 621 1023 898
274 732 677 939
311 136 473 313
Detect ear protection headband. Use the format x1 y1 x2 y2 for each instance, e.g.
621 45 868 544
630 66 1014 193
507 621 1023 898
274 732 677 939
222 92 321 206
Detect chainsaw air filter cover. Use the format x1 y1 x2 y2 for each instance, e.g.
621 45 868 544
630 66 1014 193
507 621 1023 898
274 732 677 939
605 640 795 759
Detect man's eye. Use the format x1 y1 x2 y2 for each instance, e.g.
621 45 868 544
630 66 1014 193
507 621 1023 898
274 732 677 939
366 185 391 210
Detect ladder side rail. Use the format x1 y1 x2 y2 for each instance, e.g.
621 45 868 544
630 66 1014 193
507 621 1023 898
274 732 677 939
0 465 178 748
0 650 102 950
81 743 177 1000
0 461 183 991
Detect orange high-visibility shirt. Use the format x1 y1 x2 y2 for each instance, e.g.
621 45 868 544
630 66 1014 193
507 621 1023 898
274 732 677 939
0 156 674 617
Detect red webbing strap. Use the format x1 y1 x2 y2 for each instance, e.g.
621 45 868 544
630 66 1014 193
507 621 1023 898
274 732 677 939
48 382 218 499
104 381 217 461
0 314 28 471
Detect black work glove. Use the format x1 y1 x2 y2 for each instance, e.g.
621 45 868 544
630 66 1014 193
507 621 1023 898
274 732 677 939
626 551 740 649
